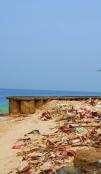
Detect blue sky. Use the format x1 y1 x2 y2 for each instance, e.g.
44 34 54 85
0 0 101 91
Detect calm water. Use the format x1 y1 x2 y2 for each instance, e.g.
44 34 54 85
0 88 101 113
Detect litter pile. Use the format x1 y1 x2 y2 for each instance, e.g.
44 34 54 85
9 99 101 174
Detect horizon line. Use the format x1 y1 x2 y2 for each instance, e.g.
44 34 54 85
0 88 101 93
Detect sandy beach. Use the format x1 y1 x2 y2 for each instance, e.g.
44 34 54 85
1 0 101 173
0 100 60 174
0 113 56 173
0 100 101 174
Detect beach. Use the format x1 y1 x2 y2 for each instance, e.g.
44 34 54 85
0 99 101 174
1 0 101 173
0 101 58 174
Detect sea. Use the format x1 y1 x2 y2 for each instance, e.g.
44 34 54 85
0 88 101 113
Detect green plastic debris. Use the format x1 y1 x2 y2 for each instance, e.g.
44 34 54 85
75 127 86 133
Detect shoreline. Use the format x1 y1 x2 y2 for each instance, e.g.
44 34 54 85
0 99 101 173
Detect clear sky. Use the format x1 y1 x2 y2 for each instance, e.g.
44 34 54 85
0 0 101 91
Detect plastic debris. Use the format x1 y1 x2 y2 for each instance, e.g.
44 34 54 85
12 144 24 149
17 160 30 173
27 129 40 135
41 112 52 121
97 159 101 164
10 99 101 174
56 166 83 174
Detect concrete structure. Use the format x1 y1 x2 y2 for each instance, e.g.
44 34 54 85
7 96 101 115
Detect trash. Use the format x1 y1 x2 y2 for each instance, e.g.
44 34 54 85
22 137 32 145
39 169 53 174
10 99 101 174
12 144 24 149
60 126 72 133
75 127 87 133
96 115 101 119
40 162 52 171
12 137 32 149
68 125 74 128
50 152 56 158
63 140 69 145
46 139 55 148
71 138 81 144
41 112 52 121
17 160 30 173
31 155 41 160
56 166 83 174
62 150 76 158
98 159 101 164
27 129 40 135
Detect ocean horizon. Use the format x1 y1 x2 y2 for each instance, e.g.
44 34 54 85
0 88 101 113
